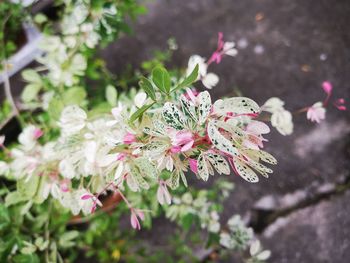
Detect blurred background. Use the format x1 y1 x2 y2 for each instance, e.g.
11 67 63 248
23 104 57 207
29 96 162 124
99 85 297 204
102 0 350 262
2 0 350 262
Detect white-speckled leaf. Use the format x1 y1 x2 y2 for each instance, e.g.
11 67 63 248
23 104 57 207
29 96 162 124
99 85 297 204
207 121 239 157
207 153 230 175
233 159 259 183
198 91 212 125
180 95 197 122
162 102 185 130
167 172 180 189
180 171 188 187
134 157 157 179
247 159 272 178
241 149 277 165
197 153 209 181
126 173 140 192
130 166 149 190
214 120 247 144
213 97 260 115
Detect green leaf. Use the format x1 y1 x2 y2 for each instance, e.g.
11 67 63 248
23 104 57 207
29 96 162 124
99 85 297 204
139 77 156 101
22 69 41 84
48 97 64 121
21 84 41 103
129 102 154 123
59 231 79 248
13 254 40 263
105 85 117 106
34 13 47 24
181 213 195 231
63 87 87 105
173 64 198 92
152 66 171 94
5 191 27 207
17 175 40 199
0 204 10 231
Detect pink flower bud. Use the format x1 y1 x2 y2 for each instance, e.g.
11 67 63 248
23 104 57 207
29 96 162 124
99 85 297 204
33 128 43 139
322 81 333 95
123 133 136 144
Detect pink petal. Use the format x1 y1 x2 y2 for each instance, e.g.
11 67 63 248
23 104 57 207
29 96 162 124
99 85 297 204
33 128 43 139
217 32 224 50
81 194 93 200
189 158 198 174
181 140 194 152
322 81 333 95
136 210 145 220
336 105 346 111
130 213 139 229
157 185 165 205
123 133 136 144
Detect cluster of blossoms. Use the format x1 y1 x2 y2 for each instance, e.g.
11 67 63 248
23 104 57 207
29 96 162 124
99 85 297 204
2 84 278 229
3 30 345 231
21 0 125 105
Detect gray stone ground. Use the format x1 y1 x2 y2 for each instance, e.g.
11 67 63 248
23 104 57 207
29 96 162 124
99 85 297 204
99 0 350 262
2 0 350 262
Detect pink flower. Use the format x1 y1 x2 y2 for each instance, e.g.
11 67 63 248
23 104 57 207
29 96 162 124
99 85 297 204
130 209 145 230
334 98 346 111
60 179 70 192
207 32 238 65
307 102 326 123
123 133 136 144
189 158 198 174
243 121 270 149
322 81 333 95
184 88 199 104
33 128 43 140
170 130 194 152
157 181 171 205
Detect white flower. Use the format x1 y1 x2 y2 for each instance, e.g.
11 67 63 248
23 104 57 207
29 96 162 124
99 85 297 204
262 97 293 136
307 102 326 123
186 55 219 89
0 161 9 175
201 73 219 89
134 92 147 108
18 125 41 150
59 159 76 179
58 105 87 135
223 42 238 56
262 97 285 113
270 110 293 136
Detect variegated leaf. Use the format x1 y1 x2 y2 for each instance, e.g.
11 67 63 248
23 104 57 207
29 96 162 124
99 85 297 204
167 172 180 189
232 159 259 183
207 121 239 157
198 91 212 125
162 102 185 130
214 120 246 144
126 173 140 192
180 95 197 122
180 171 188 187
134 157 157 179
247 159 272 178
207 153 230 175
130 166 149 190
241 149 277 165
213 97 260 115
197 153 209 181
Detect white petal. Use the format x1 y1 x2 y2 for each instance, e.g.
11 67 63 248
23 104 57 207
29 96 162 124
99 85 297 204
202 73 219 89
